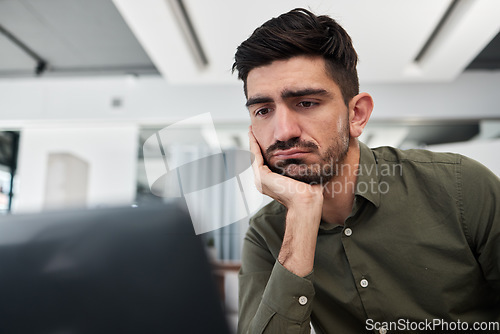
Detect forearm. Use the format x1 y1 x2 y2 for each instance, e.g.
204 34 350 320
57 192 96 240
241 130 323 332
238 217 317 334
278 202 323 277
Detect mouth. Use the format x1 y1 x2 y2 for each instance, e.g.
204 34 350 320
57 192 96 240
273 148 311 160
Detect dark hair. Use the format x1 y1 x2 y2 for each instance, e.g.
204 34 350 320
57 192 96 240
232 8 359 105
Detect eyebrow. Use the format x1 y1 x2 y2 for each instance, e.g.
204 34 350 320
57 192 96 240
245 96 273 107
245 88 332 108
282 88 332 99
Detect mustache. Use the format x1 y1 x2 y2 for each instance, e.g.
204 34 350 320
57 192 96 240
265 138 319 156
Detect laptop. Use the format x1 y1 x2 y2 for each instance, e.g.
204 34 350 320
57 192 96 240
0 202 231 334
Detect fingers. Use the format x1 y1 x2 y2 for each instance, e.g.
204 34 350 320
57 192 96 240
248 126 264 167
248 127 264 192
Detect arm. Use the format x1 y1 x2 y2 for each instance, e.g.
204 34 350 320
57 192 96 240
460 156 500 295
248 128 323 276
238 223 316 334
237 130 323 333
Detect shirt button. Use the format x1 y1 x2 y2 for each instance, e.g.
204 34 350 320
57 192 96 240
379 329 387 334
344 228 352 236
298 296 308 305
360 279 369 288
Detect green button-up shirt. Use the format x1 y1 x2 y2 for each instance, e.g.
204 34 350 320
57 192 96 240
238 142 500 334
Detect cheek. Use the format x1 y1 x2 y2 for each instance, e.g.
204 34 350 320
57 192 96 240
304 119 333 144
336 118 344 133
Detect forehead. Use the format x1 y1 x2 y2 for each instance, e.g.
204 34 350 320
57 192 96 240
246 55 340 98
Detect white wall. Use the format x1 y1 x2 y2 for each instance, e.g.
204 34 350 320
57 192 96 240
0 70 499 127
363 70 500 120
0 76 248 125
427 139 500 177
14 124 139 213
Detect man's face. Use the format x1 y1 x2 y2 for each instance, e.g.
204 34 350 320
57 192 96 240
246 55 351 184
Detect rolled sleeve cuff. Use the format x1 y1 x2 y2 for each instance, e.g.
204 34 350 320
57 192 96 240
261 260 315 322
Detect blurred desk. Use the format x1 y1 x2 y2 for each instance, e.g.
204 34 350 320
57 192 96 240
212 260 241 303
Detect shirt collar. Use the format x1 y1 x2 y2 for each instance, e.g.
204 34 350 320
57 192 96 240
355 141 381 208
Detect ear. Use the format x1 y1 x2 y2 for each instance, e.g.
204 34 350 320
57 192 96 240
348 92 373 138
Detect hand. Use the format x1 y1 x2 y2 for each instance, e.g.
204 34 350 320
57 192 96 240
248 127 323 209
248 127 323 276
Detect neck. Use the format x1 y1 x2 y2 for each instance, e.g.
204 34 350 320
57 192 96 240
321 139 360 225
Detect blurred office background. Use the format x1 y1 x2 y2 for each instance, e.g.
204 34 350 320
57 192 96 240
1 1 499 329
2 0 500 253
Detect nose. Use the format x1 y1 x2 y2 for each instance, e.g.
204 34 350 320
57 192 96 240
273 106 302 142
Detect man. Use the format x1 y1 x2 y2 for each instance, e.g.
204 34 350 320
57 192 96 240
232 8 500 334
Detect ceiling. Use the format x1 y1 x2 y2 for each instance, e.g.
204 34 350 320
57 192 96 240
0 0 158 77
0 0 499 83
467 31 500 70
108 0 500 84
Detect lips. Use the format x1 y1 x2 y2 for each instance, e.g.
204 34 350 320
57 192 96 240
273 148 311 159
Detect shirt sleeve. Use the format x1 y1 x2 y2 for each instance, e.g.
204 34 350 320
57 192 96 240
460 155 500 295
237 223 316 334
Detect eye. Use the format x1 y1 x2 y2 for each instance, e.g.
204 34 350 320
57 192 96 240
298 101 318 108
255 108 271 117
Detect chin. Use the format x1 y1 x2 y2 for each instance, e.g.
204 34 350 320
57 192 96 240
286 173 332 185
282 164 333 185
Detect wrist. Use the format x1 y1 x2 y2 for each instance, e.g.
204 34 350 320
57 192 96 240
288 189 323 208
287 197 323 215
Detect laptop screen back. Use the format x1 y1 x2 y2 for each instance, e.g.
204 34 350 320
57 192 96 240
0 203 230 334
